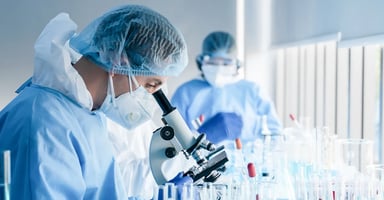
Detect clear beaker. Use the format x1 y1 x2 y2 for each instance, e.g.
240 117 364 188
334 139 375 199
0 150 10 200
153 183 177 200
335 138 374 174
180 183 196 200
212 183 231 200
366 164 384 199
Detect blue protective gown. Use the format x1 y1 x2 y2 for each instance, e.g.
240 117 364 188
0 13 127 199
171 78 282 142
0 85 127 200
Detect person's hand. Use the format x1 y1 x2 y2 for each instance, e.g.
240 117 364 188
156 172 193 200
168 172 193 186
197 112 243 144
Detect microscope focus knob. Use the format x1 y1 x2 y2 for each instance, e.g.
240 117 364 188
165 147 177 158
160 126 174 140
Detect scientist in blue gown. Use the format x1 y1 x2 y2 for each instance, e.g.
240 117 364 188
171 31 282 144
0 5 189 199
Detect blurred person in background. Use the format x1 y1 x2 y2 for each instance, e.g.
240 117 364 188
171 31 282 145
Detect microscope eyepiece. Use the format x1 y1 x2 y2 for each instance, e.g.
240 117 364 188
152 89 175 115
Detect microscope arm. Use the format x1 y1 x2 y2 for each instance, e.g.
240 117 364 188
149 89 228 185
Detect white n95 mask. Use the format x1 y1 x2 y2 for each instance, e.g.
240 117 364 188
202 64 239 87
100 75 157 130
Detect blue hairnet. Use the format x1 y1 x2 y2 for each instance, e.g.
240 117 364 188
196 31 238 70
69 5 188 76
202 31 235 58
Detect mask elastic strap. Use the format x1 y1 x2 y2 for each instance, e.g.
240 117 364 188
128 75 133 93
128 74 140 93
131 75 140 87
108 73 117 107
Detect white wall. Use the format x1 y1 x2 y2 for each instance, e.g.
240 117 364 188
271 0 384 46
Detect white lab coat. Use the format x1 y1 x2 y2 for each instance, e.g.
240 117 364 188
107 119 158 199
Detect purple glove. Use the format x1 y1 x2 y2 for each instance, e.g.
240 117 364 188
168 172 193 185
197 112 243 144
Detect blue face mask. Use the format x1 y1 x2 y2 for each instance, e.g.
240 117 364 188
99 75 157 130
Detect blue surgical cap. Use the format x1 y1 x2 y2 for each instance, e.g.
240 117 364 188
202 31 236 58
70 5 188 76
196 31 238 70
